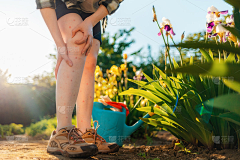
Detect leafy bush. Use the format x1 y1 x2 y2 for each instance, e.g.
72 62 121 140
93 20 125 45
121 1 240 149
25 116 77 137
0 123 24 137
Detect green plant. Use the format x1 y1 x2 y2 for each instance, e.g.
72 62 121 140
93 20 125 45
120 1 240 149
146 135 153 145
0 126 4 138
138 152 147 158
0 123 24 137
25 116 78 137
175 140 198 154
167 0 240 149
120 64 215 149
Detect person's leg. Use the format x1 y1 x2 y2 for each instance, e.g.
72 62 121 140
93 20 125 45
55 13 87 132
76 39 100 132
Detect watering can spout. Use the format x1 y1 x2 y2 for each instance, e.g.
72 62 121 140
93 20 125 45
123 113 151 137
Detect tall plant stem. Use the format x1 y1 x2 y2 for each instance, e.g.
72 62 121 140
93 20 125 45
166 35 173 70
124 60 128 90
218 50 221 62
156 21 173 72
171 38 183 66
223 50 227 60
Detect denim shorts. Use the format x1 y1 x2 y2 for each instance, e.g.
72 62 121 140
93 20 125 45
55 0 102 45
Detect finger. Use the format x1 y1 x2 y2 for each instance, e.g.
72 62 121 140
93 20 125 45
86 36 93 56
72 26 80 38
75 32 88 45
55 57 63 80
86 45 91 56
82 35 92 55
62 54 73 67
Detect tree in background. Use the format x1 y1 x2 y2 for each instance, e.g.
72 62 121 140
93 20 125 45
98 27 142 72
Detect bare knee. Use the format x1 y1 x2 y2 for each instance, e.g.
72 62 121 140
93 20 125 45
66 31 86 56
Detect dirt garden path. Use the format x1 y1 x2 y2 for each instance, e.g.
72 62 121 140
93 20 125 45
0 132 240 160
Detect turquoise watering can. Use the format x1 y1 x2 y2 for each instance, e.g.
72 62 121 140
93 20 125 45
92 102 151 146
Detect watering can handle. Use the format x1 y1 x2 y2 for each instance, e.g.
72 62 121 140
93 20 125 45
105 102 129 117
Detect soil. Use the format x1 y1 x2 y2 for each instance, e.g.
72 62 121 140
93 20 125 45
0 131 240 160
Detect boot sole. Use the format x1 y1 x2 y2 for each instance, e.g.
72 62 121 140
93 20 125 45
98 145 119 154
47 146 98 158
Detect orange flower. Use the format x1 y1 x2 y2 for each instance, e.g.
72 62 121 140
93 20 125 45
123 53 128 60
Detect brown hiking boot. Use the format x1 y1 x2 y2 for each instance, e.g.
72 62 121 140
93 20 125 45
47 125 98 158
81 121 119 153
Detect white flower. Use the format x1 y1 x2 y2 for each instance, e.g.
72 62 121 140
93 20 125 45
226 17 233 24
160 17 171 27
206 13 218 23
207 5 219 13
216 24 228 33
135 69 143 77
226 16 235 27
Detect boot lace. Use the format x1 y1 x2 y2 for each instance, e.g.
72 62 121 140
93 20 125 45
93 120 106 144
68 128 85 144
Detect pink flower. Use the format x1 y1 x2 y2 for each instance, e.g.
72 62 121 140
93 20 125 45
158 17 175 36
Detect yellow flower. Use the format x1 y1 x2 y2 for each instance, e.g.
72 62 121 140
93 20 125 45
102 79 107 84
129 87 134 90
163 83 167 88
105 90 109 95
123 53 128 60
109 65 120 76
160 81 167 88
108 83 113 88
98 83 102 88
95 71 103 77
95 65 103 79
108 88 113 94
96 90 100 97
160 81 164 85
195 117 200 122
120 64 127 71
102 85 108 90
109 76 116 82
113 87 118 92
95 65 101 72
109 94 114 99
97 76 102 82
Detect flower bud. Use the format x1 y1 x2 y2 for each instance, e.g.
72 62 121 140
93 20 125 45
181 31 185 41
123 53 128 60
133 66 136 72
152 6 157 22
